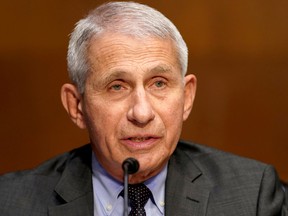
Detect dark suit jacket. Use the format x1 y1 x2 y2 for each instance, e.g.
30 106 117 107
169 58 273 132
0 141 287 215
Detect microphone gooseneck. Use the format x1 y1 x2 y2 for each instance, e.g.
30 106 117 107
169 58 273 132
122 158 139 216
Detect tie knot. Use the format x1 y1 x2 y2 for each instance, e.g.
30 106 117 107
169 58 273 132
128 183 151 208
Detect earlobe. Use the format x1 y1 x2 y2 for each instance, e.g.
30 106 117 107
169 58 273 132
183 74 197 121
61 84 87 129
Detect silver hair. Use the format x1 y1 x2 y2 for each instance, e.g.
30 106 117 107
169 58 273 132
67 1 188 93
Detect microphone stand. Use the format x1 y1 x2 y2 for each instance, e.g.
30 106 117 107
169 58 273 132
123 165 129 216
122 158 139 216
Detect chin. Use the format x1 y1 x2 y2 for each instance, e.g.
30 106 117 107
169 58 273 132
130 168 156 183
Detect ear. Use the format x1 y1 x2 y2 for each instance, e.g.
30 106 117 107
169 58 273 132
183 74 197 121
61 83 87 129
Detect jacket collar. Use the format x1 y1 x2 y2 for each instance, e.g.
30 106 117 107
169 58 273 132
48 144 94 216
165 142 212 216
48 142 213 216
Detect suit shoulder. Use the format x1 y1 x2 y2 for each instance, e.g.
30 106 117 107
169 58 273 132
173 141 284 215
0 144 91 193
176 140 270 179
1 151 69 181
0 144 91 214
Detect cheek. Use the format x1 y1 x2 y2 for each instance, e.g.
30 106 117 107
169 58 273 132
82 102 108 139
85 98 121 123
84 101 128 144
159 96 184 125
86 103 127 161
160 98 184 139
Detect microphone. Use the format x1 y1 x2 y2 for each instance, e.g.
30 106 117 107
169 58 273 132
122 158 139 216
122 158 139 174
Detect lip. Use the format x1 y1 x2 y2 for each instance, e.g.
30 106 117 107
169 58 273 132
120 135 161 150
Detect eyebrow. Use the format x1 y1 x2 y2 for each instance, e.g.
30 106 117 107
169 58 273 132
102 70 129 85
150 64 173 74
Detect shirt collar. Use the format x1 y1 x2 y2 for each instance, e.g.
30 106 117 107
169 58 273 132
92 153 167 215
92 154 123 215
145 163 167 214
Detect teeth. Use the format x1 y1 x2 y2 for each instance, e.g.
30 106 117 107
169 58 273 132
130 137 148 142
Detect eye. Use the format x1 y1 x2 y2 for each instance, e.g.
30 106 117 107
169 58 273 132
108 80 129 93
110 84 122 91
153 80 167 89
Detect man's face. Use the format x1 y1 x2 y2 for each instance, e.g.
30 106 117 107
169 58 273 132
68 33 196 183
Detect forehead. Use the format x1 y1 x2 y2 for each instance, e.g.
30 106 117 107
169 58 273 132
87 33 180 73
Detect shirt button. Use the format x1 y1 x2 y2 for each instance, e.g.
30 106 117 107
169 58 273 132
160 201 165 207
106 204 112 211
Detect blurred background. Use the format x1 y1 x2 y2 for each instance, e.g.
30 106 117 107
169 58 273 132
0 0 287 181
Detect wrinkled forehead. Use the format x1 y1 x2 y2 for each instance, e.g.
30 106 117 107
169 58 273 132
87 32 181 71
84 32 183 86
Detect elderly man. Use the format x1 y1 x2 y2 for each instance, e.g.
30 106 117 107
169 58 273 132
0 1 286 216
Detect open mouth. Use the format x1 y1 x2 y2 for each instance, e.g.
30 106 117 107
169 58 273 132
121 135 161 149
128 137 152 142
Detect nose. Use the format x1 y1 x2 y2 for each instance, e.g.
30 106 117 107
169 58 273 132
127 87 155 126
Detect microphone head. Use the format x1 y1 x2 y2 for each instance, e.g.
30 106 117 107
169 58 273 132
122 157 139 174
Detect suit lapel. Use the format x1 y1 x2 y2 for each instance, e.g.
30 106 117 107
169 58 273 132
48 142 212 216
48 145 94 216
165 144 211 216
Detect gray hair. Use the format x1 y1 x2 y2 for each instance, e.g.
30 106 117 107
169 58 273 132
67 1 188 93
